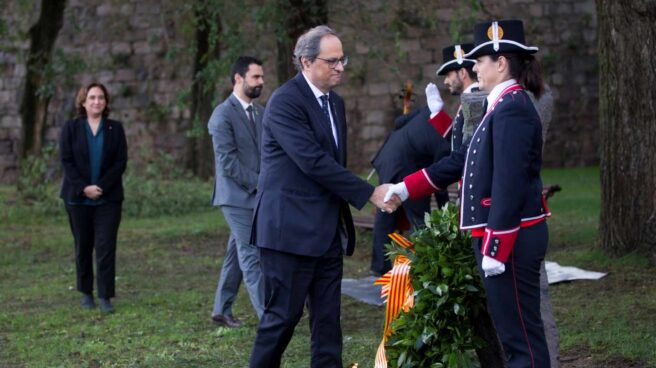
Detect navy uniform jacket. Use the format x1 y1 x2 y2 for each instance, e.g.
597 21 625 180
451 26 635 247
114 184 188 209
252 73 374 257
450 107 465 152
404 84 549 262
371 106 450 183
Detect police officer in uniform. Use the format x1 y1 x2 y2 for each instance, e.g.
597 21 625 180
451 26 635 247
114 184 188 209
435 43 479 151
385 20 552 368
369 43 479 276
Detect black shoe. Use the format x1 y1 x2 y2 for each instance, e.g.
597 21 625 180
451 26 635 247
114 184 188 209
99 298 115 314
81 294 96 309
211 314 242 328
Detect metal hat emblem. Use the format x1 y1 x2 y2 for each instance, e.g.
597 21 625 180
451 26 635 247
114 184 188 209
487 24 504 40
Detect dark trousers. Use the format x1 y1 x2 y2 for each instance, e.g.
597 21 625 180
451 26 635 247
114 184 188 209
473 221 550 368
250 246 344 368
371 190 448 275
65 202 122 299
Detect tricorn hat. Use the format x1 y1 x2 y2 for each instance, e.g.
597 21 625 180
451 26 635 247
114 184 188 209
436 43 476 76
465 20 538 59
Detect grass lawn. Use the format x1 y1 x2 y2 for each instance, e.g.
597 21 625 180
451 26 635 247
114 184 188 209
1 167 654 367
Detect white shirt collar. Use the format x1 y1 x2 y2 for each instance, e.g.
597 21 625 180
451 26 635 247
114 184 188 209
486 79 517 109
302 72 329 101
464 82 479 94
232 93 251 111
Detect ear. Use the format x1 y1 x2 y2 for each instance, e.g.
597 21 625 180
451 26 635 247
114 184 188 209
497 56 508 73
234 72 243 84
301 56 311 70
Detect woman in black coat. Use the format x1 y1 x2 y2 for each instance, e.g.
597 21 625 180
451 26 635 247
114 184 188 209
60 82 127 313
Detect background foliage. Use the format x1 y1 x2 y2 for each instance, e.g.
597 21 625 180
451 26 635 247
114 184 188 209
13 145 211 219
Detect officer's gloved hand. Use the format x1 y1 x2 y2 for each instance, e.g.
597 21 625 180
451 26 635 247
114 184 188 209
425 83 444 115
482 255 505 277
383 182 409 203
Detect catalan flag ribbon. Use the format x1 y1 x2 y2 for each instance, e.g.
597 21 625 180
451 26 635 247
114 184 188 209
374 233 415 368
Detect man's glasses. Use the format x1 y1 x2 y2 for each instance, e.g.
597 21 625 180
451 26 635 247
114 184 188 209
315 56 349 69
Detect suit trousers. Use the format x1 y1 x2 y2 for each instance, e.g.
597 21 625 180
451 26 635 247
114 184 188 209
473 221 550 368
371 197 429 275
213 206 264 318
65 201 122 299
250 245 344 368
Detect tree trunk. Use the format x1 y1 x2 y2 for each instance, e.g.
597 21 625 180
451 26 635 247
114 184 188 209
597 0 656 262
187 3 221 178
19 0 67 158
275 0 328 85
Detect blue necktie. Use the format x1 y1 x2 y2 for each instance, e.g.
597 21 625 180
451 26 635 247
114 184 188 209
320 95 330 120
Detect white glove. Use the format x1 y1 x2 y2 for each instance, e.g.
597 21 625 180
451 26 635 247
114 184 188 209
383 182 409 203
425 83 444 115
482 256 505 277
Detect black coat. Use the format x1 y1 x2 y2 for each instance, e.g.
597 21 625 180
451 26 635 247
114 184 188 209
59 117 128 203
371 106 450 183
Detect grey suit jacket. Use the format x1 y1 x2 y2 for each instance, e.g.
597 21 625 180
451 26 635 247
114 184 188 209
208 94 263 209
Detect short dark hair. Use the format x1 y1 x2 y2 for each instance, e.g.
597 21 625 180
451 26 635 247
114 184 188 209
464 65 477 81
75 82 111 118
230 56 263 85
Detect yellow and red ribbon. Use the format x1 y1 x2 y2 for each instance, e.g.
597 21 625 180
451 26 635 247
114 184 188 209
374 233 415 368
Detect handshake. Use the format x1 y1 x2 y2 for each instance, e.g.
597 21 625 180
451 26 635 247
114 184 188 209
369 182 409 213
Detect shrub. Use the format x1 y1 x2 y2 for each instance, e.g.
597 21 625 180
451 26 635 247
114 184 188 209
10 147 213 220
15 144 63 216
121 173 212 218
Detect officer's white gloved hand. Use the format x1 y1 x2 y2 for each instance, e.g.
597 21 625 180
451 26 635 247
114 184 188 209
482 255 505 277
383 182 409 203
425 83 444 115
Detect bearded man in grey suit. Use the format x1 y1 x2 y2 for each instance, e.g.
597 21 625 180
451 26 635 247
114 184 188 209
208 56 265 327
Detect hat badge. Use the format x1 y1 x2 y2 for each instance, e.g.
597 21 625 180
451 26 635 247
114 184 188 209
486 21 504 51
453 45 464 64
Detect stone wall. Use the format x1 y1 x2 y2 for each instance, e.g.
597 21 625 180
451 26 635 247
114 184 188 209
331 0 599 170
0 0 598 183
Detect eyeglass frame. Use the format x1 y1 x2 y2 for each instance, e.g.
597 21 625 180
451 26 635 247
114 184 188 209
315 56 349 69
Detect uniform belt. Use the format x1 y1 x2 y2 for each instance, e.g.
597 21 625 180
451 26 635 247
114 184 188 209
470 216 546 238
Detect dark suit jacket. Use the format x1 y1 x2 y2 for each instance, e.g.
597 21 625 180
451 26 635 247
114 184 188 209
252 73 374 257
371 106 450 184
59 117 128 203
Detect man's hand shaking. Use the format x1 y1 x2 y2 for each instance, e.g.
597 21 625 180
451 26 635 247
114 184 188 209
370 184 401 213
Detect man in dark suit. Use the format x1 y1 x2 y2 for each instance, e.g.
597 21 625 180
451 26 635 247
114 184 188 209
369 103 451 276
249 25 396 368
208 56 265 328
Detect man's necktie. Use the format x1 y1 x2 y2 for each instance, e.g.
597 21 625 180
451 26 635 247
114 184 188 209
320 95 330 121
320 94 338 147
246 105 256 132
